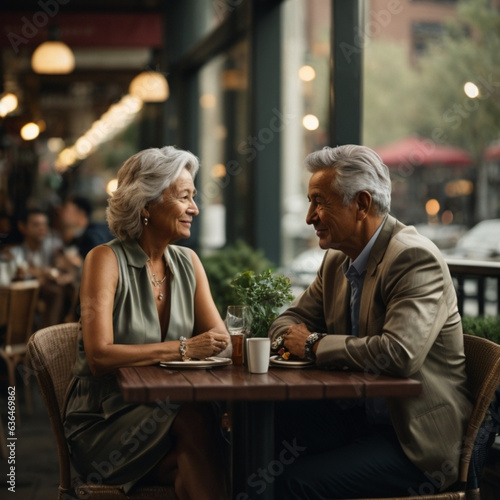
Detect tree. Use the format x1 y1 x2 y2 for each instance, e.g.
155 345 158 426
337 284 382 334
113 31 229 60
363 40 420 148
413 0 500 220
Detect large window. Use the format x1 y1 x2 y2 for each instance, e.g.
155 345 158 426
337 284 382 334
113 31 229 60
362 0 496 233
280 0 331 265
196 39 250 251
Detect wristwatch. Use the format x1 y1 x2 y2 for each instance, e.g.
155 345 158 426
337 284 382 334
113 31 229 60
304 333 325 360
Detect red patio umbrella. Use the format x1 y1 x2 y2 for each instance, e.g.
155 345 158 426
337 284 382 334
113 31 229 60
375 136 474 168
484 143 500 161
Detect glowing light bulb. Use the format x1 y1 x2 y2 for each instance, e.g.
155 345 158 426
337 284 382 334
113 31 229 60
0 93 18 117
302 114 319 131
425 199 440 216
298 65 316 82
107 178 119 196
20 122 40 141
464 82 479 99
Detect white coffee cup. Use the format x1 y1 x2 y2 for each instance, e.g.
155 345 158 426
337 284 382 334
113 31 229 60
246 338 271 374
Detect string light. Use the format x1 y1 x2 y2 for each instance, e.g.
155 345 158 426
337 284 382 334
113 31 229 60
298 65 316 82
0 93 18 117
302 114 319 131
20 122 40 141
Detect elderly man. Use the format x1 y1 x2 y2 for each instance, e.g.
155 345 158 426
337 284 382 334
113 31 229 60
269 145 472 499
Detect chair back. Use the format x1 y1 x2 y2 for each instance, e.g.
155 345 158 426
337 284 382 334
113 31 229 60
335 336 500 500
0 287 9 328
28 322 79 417
27 322 79 492
5 280 40 349
27 323 178 500
459 334 500 484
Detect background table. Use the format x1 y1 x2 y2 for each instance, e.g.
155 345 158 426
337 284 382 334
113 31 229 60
117 363 422 499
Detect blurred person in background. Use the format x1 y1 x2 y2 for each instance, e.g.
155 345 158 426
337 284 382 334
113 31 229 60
9 208 62 278
0 211 15 247
59 195 113 260
9 208 78 327
0 211 17 285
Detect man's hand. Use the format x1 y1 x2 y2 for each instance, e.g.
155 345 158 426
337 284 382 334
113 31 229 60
283 323 312 359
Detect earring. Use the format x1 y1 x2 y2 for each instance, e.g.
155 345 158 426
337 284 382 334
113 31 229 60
144 217 148 226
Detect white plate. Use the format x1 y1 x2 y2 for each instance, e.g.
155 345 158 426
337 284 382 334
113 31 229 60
159 357 232 369
269 355 314 368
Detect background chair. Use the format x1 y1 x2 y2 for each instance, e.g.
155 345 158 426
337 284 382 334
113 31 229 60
344 334 500 500
0 279 40 419
27 322 178 500
0 410 7 459
0 286 9 328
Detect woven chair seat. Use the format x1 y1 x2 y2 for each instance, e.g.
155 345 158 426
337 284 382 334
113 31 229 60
339 334 500 500
27 323 177 500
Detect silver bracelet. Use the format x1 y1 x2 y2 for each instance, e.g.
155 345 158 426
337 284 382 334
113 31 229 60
271 335 285 352
179 336 191 362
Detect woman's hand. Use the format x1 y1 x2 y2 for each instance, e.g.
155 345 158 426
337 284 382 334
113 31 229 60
185 329 230 359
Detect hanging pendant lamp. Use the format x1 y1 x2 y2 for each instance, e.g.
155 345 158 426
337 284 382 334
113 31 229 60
31 26 75 74
129 71 169 102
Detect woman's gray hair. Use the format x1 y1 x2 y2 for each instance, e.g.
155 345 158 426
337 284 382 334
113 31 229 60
305 144 391 216
106 146 200 240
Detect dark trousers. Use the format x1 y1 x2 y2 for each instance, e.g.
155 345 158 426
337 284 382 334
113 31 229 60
274 399 435 499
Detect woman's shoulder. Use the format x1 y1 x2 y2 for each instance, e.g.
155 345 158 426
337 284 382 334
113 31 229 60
102 238 136 263
168 244 195 261
85 243 118 266
81 244 119 287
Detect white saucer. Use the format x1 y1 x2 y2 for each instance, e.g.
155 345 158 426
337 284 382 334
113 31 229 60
160 357 232 369
269 355 314 368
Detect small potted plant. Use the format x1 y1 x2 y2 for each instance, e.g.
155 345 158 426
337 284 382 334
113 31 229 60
230 269 294 338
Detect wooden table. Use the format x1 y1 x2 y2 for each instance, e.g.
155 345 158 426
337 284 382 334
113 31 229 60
117 363 422 499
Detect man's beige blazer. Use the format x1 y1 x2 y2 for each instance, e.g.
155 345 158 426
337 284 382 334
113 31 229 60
270 215 472 490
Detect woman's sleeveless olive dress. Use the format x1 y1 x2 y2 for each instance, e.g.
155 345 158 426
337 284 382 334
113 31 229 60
63 239 196 492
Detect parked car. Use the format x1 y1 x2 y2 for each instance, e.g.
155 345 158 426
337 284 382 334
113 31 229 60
280 248 326 295
446 219 500 261
413 223 467 250
283 220 500 296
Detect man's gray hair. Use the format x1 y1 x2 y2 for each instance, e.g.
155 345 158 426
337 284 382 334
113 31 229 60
106 146 200 240
305 144 391 216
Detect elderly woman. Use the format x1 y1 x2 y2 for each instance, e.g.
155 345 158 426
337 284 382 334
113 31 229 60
63 146 230 500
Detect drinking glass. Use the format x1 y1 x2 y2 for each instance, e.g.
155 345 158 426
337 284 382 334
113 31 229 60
225 305 251 365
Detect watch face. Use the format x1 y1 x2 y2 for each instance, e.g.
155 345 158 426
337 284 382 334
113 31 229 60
307 333 319 345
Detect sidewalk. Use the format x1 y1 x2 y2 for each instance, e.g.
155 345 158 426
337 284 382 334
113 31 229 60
1 374 59 499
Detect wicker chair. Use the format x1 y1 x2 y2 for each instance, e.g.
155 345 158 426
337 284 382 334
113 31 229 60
344 334 500 500
27 322 178 500
0 279 40 419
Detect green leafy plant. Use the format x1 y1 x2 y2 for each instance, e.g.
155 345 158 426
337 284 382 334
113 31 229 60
461 316 500 344
201 240 273 316
231 269 294 338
